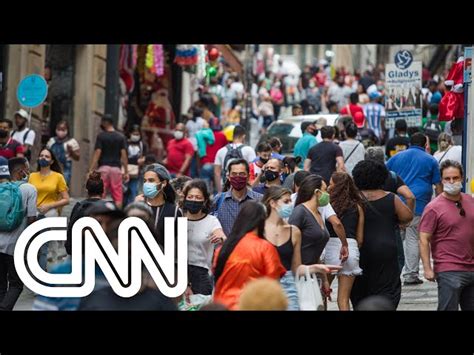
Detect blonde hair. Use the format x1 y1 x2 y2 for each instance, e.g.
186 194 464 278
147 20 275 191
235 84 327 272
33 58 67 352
238 278 288 311
438 133 453 151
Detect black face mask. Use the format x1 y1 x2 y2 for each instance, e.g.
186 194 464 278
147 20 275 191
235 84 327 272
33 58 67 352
264 170 279 182
0 129 8 139
310 129 318 136
260 157 269 164
184 200 205 214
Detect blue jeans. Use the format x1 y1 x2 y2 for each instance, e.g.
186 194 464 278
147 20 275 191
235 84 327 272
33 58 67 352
38 243 48 272
125 177 139 207
63 160 72 187
199 164 215 194
280 270 299 311
436 271 474 311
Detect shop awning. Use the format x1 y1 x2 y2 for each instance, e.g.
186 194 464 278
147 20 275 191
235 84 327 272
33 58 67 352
214 44 243 75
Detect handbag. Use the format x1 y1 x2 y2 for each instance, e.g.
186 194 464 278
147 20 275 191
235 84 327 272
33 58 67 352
122 164 139 178
295 266 324 310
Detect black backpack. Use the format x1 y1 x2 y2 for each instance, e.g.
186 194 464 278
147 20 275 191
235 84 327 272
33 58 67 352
222 144 244 179
423 119 442 142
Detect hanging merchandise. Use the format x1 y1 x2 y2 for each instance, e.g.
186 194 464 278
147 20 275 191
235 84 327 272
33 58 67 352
119 45 135 94
154 44 164 77
175 45 198 67
197 45 207 80
146 45 154 71
208 47 219 62
439 56 465 121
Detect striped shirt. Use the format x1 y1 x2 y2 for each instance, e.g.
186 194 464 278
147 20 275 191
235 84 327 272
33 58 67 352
363 103 386 138
211 188 263 237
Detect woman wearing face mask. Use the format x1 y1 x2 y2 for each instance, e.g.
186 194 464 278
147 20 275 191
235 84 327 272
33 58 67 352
29 148 70 269
124 125 148 206
135 163 182 247
182 179 225 297
288 174 333 302
46 120 80 187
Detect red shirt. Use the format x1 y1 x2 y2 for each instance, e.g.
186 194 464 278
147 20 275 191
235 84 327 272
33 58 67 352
340 104 366 127
0 138 24 159
419 193 474 273
200 131 228 165
212 232 286 310
166 138 195 175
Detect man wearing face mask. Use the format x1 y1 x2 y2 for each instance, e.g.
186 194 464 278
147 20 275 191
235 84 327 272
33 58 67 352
47 120 80 187
249 143 272 186
419 160 474 310
11 109 36 162
164 123 195 178
252 158 283 195
0 119 24 159
294 121 318 169
211 159 262 237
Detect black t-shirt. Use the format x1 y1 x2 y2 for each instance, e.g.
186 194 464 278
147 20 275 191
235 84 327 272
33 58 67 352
385 135 410 159
307 141 343 184
79 286 177 310
95 131 127 168
327 206 359 239
383 171 405 194
288 204 329 264
150 202 183 248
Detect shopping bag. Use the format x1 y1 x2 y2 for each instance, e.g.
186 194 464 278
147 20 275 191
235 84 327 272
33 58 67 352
295 266 324 311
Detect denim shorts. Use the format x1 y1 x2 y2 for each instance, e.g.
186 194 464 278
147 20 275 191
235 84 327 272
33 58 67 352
322 238 362 276
280 270 299 311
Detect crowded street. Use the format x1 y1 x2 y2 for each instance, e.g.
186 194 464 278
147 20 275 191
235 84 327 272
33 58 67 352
0 44 473 311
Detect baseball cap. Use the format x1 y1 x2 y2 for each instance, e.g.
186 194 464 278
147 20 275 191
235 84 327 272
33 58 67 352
14 109 29 120
0 157 11 179
84 200 126 218
369 91 381 100
145 163 171 181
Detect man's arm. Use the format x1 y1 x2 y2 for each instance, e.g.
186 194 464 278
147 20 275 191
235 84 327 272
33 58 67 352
420 231 435 281
178 154 193 177
304 158 311 172
336 156 346 173
397 185 416 212
89 149 102 173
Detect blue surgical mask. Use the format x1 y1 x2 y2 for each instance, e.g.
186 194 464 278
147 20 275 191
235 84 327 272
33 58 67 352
277 203 294 219
143 182 162 199
38 159 50 168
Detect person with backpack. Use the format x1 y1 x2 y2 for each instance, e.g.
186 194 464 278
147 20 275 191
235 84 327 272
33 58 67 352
12 109 36 162
0 157 37 310
65 171 104 255
434 133 462 165
339 122 365 176
211 159 262 237
29 147 70 269
46 120 80 187
213 125 256 193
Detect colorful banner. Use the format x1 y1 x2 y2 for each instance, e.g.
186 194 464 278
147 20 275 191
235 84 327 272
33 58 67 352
385 54 422 128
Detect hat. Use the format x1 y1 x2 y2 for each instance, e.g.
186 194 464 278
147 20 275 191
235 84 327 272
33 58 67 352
145 163 171 181
14 109 29 120
314 117 327 129
84 200 126 218
0 157 10 179
369 91 381 100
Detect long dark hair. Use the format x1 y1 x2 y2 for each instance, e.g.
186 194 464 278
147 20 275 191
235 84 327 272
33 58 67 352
182 179 211 213
214 201 267 282
329 172 363 217
36 147 63 174
295 175 323 206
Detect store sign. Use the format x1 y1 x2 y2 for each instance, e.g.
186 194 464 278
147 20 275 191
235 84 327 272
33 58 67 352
385 54 422 128
16 74 48 108
14 217 188 298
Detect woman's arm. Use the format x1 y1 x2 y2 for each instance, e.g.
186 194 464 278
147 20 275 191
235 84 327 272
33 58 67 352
394 194 414 224
356 204 365 248
290 226 302 274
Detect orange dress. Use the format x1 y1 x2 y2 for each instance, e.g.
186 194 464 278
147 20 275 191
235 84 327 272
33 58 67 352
212 232 286 310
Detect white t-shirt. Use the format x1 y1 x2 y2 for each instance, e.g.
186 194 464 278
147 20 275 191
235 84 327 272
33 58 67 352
291 193 336 227
339 140 366 176
186 117 205 150
0 183 38 255
187 214 222 270
214 143 257 170
46 137 80 161
12 128 36 147
434 145 462 165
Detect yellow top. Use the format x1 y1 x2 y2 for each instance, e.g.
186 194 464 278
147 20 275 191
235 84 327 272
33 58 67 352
471 179 474 194
28 171 68 207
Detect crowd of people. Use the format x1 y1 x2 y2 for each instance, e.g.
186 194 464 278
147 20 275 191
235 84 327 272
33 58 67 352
0 57 472 311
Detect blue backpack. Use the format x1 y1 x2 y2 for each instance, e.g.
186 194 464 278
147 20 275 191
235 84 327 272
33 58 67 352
51 138 67 168
0 182 24 232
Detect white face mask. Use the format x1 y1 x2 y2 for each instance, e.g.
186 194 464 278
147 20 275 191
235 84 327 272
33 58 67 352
174 131 184 140
443 181 462 195
130 134 141 142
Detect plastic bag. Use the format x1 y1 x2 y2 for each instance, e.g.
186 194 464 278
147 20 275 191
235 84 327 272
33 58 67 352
178 294 213 311
295 266 324 311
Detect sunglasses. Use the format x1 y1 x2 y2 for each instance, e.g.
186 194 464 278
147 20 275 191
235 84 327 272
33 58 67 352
455 201 466 217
